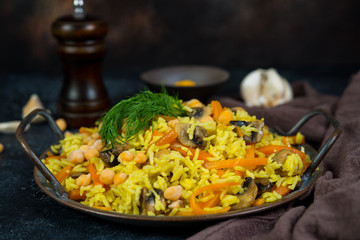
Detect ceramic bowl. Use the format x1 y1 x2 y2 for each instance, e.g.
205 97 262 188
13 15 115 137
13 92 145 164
140 65 230 102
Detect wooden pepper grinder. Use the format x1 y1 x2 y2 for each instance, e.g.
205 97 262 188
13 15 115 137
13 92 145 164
51 0 111 128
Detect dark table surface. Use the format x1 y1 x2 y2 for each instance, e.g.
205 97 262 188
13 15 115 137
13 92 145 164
0 68 353 239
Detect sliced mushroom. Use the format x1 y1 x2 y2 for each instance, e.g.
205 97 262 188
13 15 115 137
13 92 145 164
230 120 248 127
111 144 131 156
140 188 155 215
99 144 131 167
231 177 258 210
140 188 166 215
188 106 212 122
230 120 264 143
174 123 207 149
188 107 204 119
99 150 119 167
272 149 293 165
254 178 275 197
70 172 85 179
273 149 302 176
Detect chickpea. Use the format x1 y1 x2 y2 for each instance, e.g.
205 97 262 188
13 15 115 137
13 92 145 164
164 185 183 201
76 174 91 186
155 149 171 159
0 143 3 153
99 169 115 185
134 152 147 164
91 139 104 152
113 172 127 186
82 135 91 144
56 118 67 132
64 131 73 137
68 149 85 164
167 119 180 129
185 99 203 108
200 115 213 123
87 138 95 147
168 200 183 209
119 151 135 162
79 145 90 152
84 148 99 161
91 132 100 140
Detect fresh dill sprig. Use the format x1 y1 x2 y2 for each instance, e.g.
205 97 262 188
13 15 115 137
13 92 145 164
99 88 187 147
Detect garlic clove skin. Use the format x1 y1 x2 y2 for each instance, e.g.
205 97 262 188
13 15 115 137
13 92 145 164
0 121 30 134
240 68 293 108
240 69 264 107
22 94 47 123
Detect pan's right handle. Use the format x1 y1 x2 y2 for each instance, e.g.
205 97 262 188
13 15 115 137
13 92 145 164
276 109 342 176
16 109 68 198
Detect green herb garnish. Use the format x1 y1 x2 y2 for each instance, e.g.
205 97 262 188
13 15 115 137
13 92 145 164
99 89 187 147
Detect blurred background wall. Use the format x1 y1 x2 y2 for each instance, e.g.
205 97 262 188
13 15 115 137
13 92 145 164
0 0 359 73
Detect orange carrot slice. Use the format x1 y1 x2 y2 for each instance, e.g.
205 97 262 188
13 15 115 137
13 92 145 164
197 191 221 209
256 145 306 160
93 206 111 211
274 185 291 197
217 170 226 178
211 100 223 120
253 198 265 206
68 188 87 201
55 165 73 184
218 108 233 125
87 163 104 187
79 127 92 134
155 129 178 146
170 145 214 161
203 157 268 170
190 182 239 215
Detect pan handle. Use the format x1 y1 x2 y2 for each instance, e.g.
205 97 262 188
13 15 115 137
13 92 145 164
275 109 342 176
16 109 67 198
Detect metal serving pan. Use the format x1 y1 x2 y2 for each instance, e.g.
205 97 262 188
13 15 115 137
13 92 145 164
16 109 341 226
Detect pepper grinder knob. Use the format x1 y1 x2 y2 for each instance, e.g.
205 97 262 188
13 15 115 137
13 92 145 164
51 1 111 128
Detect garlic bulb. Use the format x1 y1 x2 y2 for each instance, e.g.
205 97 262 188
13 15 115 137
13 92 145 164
0 121 30 134
240 68 293 108
22 94 46 123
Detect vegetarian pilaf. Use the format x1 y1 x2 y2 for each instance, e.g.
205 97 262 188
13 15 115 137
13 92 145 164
43 90 311 216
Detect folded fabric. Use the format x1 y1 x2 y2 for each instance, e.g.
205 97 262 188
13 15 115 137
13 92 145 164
214 81 338 142
189 73 360 240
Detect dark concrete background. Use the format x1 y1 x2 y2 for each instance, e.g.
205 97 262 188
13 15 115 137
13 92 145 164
0 0 359 73
0 1 358 238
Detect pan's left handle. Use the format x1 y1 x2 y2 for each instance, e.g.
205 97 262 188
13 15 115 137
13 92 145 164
16 109 68 198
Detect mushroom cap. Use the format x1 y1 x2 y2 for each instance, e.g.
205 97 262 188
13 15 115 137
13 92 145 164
174 123 207 149
273 149 302 176
231 177 258 210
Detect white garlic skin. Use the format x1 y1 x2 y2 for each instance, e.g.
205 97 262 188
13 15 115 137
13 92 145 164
22 94 47 123
0 121 30 134
240 68 293 108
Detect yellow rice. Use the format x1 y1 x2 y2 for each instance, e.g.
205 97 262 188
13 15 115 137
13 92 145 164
43 104 308 215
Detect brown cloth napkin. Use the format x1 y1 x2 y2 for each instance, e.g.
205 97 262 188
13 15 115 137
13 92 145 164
189 72 360 240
